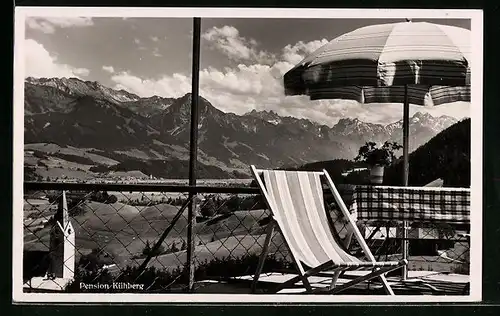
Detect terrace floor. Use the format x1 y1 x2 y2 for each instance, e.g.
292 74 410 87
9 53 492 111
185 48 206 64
23 270 469 295
196 271 470 295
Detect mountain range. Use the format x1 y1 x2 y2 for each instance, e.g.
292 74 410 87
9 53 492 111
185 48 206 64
24 77 460 179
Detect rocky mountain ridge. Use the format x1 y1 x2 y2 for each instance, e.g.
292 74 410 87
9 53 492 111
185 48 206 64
24 77 459 179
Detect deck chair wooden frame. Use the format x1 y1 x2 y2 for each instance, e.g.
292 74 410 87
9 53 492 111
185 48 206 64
250 166 407 295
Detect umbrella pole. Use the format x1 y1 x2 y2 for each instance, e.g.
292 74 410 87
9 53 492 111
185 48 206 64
401 84 410 280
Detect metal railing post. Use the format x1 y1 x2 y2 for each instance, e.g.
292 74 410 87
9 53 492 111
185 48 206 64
186 17 201 292
401 84 410 280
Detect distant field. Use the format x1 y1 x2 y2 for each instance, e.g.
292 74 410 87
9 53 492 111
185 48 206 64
34 167 96 180
24 143 254 183
25 143 119 166
24 143 151 182
23 199 273 271
24 198 54 221
24 143 254 181
139 233 288 271
115 149 161 160
107 170 149 179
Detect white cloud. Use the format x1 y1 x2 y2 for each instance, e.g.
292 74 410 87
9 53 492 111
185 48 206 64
72 68 90 76
26 18 55 33
281 39 329 64
108 65 394 126
24 39 90 79
111 66 469 125
199 64 284 97
26 17 93 34
102 65 115 73
133 38 149 50
152 47 162 57
151 36 159 42
111 25 469 125
110 71 191 98
202 26 275 64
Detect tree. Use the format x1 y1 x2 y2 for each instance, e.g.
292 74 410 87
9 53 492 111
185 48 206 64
226 195 241 212
174 197 184 206
67 202 85 217
354 141 402 167
141 240 165 256
170 242 179 253
77 247 112 273
142 240 152 256
106 194 118 204
199 196 217 217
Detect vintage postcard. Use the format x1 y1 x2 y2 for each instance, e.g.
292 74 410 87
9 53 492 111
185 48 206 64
13 7 483 303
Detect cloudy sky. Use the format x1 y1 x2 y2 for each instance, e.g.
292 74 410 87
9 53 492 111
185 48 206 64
24 16 471 125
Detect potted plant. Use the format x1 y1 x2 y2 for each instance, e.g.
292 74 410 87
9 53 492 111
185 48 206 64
354 141 402 184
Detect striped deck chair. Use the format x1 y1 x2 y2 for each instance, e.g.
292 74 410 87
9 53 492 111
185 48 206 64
250 166 407 295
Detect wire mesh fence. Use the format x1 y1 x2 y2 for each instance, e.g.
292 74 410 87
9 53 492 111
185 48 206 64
22 182 470 294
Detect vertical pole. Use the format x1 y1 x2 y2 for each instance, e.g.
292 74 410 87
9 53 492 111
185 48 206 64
401 84 410 280
403 86 410 186
186 17 201 292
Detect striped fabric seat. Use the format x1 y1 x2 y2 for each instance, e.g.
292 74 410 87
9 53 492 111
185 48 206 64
251 166 407 295
263 170 400 268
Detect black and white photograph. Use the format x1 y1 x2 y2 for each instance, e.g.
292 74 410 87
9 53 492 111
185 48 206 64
13 7 483 303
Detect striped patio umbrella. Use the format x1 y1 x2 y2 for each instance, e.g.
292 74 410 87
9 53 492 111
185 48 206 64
283 20 471 186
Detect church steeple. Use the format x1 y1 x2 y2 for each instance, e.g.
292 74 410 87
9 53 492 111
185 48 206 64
48 191 75 279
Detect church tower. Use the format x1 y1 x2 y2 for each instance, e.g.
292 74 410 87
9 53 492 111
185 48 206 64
47 191 75 279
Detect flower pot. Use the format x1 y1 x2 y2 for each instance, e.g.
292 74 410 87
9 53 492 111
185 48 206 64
369 165 385 184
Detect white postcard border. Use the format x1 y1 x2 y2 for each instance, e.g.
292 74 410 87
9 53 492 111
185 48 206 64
13 7 484 304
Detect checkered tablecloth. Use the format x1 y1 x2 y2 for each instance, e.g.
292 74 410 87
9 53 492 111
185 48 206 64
348 185 471 224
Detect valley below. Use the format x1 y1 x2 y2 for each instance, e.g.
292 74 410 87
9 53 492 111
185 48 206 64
23 77 459 182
